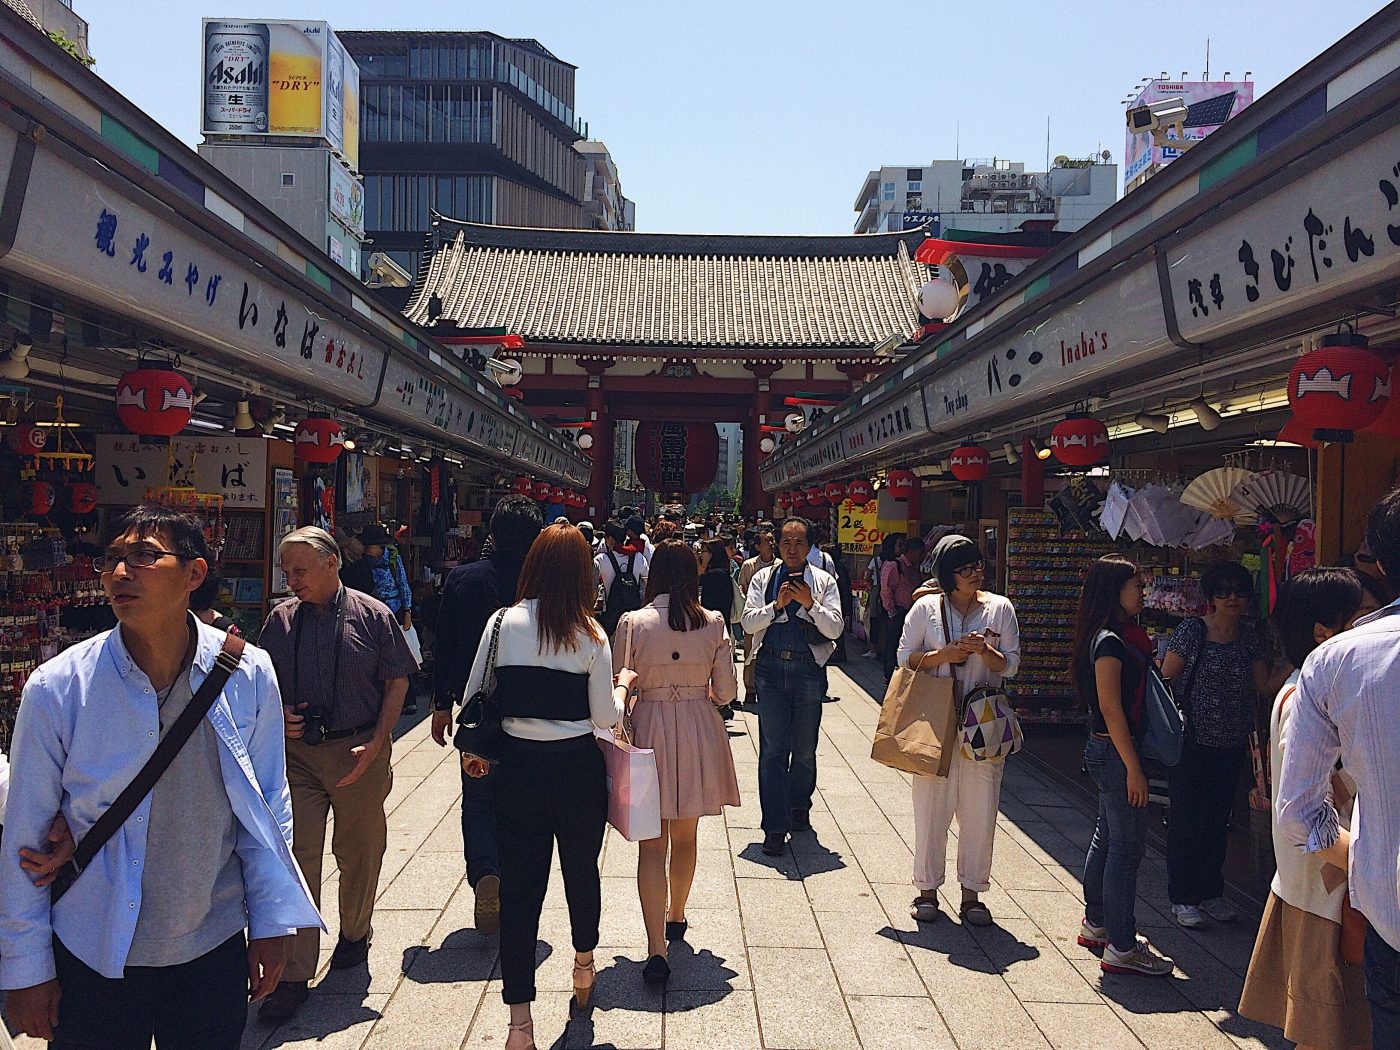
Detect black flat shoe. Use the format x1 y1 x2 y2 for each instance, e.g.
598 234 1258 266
762 832 786 856
665 919 688 941
642 954 671 984
329 928 371 969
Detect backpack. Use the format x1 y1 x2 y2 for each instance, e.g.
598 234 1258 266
1093 630 1184 767
603 551 642 634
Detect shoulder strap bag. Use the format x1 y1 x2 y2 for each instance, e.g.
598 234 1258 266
454 608 506 763
947 596 1022 762
1094 629 1183 766
51 631 246 903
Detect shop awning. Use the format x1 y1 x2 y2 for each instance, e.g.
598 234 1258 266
763 8 1400 491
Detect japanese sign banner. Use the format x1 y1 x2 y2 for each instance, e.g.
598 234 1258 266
837 498 880 555
95 435 268 508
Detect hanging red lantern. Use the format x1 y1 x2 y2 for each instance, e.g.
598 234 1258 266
949 444 992 483
804 485 824 506
1050 416 1110 467
6 423 48 456
67 481 99 515
847 478 874 504
887 469 917 501
293 416 346 463
573 491 588 508
1289 332 1389 441
1363 359 1400 440
777 492 793 510
26 480 54 516
548 486 566 503
511 475 533 496
116 367 194 437
789 489 806 508
531 480 552 501
824 480 848 505
633 421 720 494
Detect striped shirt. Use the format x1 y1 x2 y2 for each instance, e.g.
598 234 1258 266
1276 600 1400 951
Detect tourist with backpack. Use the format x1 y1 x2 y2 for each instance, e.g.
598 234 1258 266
597 521 647 636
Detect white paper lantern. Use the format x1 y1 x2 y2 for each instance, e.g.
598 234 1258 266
759 435 776 453
576 431 594 450
918 278 960 321
784 411 806 433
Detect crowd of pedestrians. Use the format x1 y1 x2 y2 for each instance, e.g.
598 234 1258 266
2 490 1399 1050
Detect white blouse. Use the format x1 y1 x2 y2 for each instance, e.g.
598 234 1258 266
462 599 623 741
896 591 1021 690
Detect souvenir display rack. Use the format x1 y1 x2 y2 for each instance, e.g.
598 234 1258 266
1004 507 1111 724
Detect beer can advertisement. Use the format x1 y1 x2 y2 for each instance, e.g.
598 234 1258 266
202 18 360 166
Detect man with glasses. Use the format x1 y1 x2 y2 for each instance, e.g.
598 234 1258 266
256 527 416 1021
742 517 844 856
0 504 320 1046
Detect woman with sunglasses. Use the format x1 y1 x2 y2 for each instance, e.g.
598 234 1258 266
1159 561 1270 929
896 535 1020 927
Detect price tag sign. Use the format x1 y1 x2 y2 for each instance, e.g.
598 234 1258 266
837 499 882 555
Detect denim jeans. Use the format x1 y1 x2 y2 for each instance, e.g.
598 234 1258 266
755 654 827 834
462 763 500 888
1082 735 1147 953
1366 924 1400 1050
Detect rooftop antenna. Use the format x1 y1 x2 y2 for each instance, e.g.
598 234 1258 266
1205 37 1210 80
1045 116 1050 175
955 120 960 161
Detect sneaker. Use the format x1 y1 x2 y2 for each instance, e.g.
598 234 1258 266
1172 904 1208 928
1077 918 1108 952
1199 897 1238 923
474 874 501 935
1101 939 1173 976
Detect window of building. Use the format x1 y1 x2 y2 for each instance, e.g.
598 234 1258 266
881 181 895 202
907 181 921 192
281 173 294 187
906 168 923 181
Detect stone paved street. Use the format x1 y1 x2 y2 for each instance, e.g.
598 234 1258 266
9 659 1289 1050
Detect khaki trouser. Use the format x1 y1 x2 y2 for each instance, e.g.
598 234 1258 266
284 731 393 981
742 634 757 695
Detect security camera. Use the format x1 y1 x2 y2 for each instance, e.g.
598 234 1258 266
365 252 412 289
1125 96 1188 134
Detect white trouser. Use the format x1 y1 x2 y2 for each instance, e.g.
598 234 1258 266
911 750 1005 892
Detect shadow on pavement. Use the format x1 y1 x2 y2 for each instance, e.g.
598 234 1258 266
256 968 375 1049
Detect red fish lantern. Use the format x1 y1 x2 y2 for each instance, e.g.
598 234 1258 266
293 416 346 464
789 489 806 508
27 480 54 516
949 445 991 483
778 492 793 510
1050 416 1110 467
548 486 566 503
531 480 552 501
511 475 532 496
116 368 194 437
824 480 848 505
1289 332 1389 441
804 485 824 506
67 482 99 515
847 478 874 504
887 469 917 501
6 423 48 455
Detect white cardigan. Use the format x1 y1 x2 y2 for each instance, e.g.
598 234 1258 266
896 591 1021 690
462 599 623 741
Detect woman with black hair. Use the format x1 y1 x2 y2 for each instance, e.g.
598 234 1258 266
1239 567 1376 1050
1160 561 1270 929
698 538 735 628
896 535 1019 928
1070 555 1174 976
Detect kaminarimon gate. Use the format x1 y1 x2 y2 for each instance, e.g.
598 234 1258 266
404 219 937 516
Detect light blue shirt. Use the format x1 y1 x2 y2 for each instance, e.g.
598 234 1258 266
0 619 323 987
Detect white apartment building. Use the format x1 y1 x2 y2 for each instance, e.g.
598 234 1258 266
853 157 1117 236
575 140 635 231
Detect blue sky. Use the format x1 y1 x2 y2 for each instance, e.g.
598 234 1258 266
80 0 1389 234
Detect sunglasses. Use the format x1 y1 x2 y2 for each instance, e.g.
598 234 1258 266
1212 588 1251 600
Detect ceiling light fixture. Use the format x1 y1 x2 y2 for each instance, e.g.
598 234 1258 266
1132 410 1171 434
1003 441 1020 465
1190 396 1223 431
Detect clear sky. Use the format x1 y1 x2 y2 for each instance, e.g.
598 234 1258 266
78 0 1390 234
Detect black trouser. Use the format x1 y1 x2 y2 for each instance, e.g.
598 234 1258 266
461 762 500 889
1166 734 1245 905
494 734 608 1005
882 607 908 681
50 932 247 1050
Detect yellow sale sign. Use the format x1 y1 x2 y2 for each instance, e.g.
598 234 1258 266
837 499 881 554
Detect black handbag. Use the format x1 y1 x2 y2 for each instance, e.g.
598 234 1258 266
454 608 505 763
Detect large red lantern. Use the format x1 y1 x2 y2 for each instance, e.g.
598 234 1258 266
293 416 346 463
1050 416 1110 467
887 469 917 501
6 423 48 456
777 492 793 510
511 475 532 496
548 486 567 504
27 480 54 516
116 368 194 437
804 485 824 506
949 445 991 483
789 489 807 508
824 480 848 505
1288 332 1389 441
633 421 720 495
67 481 99 515
531 480 553 501
847 478 874 504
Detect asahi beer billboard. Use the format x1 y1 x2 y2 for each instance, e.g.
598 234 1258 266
202 19 361 169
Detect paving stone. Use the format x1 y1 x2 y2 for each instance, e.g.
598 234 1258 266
1021 1001 1146 1049
968 918 1103 1006
247 992 389 1050
376 850 467 911
845 993 958 1050
662 990 761 1049
750 948 859 1050
737 878 823 948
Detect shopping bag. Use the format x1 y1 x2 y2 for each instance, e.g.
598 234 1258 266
402 624 423 667
594 725 662 842
870 667 960 778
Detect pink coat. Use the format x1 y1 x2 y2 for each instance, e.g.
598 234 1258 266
613 596 738 704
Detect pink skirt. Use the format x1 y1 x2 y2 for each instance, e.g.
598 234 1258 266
631 691 741 819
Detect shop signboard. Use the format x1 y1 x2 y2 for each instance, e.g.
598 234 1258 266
840 386 933 465
95 435 268 508
328 157 365 238
794 431 846 479
201 19 361 167
1167 121 1400 346
0 124 385 407
1124 79 1254 186
836 498 880 555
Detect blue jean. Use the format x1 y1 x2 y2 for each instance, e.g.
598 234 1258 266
755 655 827 834
1082 735 1147 953
1366 924 1400 1050
462 764 500 888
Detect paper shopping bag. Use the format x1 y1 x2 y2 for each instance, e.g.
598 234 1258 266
594 726 662 842
870 668 959 778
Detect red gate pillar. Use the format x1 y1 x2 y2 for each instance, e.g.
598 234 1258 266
583 360 615 517
744 363 780 517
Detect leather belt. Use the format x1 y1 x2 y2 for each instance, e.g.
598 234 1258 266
324 719 377 741
765 649 808 662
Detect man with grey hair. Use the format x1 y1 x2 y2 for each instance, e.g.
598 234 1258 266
255 527 417 1020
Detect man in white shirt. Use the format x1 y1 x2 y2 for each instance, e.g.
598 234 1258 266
1278 488 1400 1045
742 517 844 856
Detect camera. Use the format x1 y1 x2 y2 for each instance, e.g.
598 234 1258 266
1125 96 1188 134
301 710 328 746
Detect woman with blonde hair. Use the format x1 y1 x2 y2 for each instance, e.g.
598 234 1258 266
460 523 630 1050
615 539 740 983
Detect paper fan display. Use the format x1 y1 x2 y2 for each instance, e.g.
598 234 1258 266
1233 471 1312 528
1099 481 1134 539
1180 467 1259 524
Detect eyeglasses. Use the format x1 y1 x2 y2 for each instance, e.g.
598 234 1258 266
1212 587 1251 600
955 562 984 578
95 548 183 572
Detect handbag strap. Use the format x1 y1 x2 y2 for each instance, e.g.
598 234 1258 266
483 608 505 695
59 631 245 895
